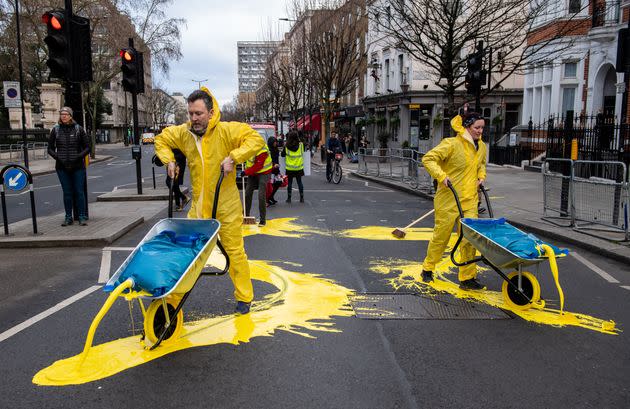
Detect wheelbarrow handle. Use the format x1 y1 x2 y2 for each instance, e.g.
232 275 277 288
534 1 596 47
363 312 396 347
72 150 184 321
447 180 494 219
478 184 494 218
446 180 465 219
212 166 230 276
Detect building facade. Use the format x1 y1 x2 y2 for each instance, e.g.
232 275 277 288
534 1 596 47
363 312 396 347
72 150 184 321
237 41 280 94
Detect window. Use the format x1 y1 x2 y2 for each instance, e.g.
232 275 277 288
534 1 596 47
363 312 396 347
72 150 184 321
398 54 404 86
563 62 577 78
561 87 576 116
385 59 390 90
568 0 581 14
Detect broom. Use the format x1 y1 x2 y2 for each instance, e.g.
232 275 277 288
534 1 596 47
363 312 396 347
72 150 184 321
241 169 257 225
391 209 435 239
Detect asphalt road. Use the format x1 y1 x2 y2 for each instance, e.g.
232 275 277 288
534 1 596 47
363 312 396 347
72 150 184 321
0 156 629 408
1 144 174 225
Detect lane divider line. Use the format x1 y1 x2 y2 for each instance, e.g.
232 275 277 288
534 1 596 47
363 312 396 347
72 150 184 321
621 286 630 291
98 250 112 284
0 286 101 344
571 252 620 284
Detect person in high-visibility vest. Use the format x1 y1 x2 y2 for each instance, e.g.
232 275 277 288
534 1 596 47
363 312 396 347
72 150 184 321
244 142 273 226
281 130 305 203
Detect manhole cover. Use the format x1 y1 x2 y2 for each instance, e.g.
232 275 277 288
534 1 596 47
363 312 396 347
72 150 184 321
349 293 511 320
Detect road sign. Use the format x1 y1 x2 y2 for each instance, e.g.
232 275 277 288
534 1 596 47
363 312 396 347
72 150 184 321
3 167 28 191
3 81 21 108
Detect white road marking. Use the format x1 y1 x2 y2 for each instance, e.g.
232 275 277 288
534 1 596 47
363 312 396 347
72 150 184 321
621 286 630 291
365 182 369 186
0 285 101 344
103 247 134 251
571 252 620 283
380 219 388 222
99 250 112 283
317 219 326 222
87 175 103 180
345 219 354 222
305 190 392 193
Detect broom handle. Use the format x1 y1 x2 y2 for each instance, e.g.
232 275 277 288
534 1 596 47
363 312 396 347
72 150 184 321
242 166 247 217
402 209 435 230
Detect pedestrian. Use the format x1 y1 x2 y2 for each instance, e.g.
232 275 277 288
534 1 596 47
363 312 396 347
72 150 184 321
165 149 190 211
266 136 281 206
281 130 305 203
420 111 487 290
243 138 273 226
155 87 265 315
348 133 355 153
47 106 90 227
340 133 347 153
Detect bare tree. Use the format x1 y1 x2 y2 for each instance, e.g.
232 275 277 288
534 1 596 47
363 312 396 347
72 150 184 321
117 0 185 76
145 84 176 129
370 0 594 114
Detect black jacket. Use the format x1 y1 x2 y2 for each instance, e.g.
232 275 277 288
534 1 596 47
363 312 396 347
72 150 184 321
48 121 90 171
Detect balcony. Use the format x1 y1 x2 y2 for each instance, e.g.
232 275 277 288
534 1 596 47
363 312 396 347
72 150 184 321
592 0 620 28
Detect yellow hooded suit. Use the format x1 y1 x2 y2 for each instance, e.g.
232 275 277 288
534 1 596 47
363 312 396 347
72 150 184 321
155 87 264 303
421 115 487 281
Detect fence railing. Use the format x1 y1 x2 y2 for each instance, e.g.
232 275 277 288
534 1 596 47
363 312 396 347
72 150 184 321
0 142 48 163
358 148 434 193
542 158 629 241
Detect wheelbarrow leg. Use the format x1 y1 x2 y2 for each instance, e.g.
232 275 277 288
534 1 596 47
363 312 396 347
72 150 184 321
149 291 191 350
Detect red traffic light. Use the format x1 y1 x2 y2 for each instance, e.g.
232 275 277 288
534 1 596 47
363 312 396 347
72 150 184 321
42 11 64 30
120 49 134 62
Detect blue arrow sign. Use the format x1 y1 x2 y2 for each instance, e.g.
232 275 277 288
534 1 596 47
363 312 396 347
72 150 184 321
3 167 28 191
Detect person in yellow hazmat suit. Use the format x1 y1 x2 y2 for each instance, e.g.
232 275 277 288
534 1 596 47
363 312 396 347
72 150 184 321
421 111 487 290
155 88 265 315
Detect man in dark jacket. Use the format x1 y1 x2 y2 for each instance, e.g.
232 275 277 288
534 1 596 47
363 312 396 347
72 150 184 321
47 107 90 226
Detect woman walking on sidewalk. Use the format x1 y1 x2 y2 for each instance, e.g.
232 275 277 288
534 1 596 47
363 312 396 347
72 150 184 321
282 131 305 203
421 112 487 290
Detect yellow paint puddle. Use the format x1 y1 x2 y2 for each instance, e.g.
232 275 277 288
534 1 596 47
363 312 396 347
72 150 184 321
33 261 353 386
242 217 326 238
339 226 434 241
370 258 619 335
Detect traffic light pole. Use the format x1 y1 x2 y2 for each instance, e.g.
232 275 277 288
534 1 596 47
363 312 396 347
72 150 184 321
13 0 29 169
129 38 142 195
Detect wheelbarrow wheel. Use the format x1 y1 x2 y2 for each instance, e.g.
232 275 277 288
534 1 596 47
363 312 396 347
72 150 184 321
144 298 184 346
501 271 541 310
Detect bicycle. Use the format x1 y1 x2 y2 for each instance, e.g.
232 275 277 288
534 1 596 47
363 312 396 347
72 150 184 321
326 150 343 184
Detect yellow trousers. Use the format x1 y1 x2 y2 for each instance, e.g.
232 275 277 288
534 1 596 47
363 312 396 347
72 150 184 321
219 220 253 303
423 206 478 282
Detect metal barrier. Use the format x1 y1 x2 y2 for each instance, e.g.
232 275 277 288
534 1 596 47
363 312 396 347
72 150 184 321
0 142 48 164
543 158 629 241
542 158 573 226
572 160 629 241
358 148 434 192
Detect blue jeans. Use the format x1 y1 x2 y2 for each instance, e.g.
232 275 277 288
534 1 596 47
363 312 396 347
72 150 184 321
56 168 87 219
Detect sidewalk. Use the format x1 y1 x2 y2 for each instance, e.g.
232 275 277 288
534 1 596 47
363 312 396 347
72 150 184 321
311 151 630 264
0 143 170 248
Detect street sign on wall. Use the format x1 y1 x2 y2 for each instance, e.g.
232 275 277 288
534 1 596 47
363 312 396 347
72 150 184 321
3 81 21 108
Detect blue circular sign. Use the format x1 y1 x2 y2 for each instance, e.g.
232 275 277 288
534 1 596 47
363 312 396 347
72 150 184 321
7 88 18 98
4 167 28 191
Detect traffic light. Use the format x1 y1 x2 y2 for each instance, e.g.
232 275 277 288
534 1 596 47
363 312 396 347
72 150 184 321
465 51 486 95
120 47 145 94
42 10 92 81
42 10 70 79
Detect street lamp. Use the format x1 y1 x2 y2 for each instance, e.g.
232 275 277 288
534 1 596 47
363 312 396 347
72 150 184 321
191 79 208 89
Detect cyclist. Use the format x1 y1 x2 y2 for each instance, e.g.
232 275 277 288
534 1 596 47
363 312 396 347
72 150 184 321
326 132 342 179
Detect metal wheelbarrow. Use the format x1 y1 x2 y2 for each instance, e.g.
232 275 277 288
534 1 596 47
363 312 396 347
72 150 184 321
447 181 567 311
78 168 230 365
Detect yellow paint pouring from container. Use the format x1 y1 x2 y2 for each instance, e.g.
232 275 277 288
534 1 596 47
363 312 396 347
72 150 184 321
370 258 618 335
33 261 353 386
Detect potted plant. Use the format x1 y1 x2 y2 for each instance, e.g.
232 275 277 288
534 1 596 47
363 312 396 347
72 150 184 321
367 116 377 125
390 115 400 128
376 116 387 127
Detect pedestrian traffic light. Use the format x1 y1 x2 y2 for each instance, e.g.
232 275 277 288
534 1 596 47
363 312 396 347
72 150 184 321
120 47 145 94
42 10 70 79
465 51 486 95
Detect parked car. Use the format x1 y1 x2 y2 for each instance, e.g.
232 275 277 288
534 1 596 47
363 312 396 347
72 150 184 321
141 132 155 144
249 123 276 140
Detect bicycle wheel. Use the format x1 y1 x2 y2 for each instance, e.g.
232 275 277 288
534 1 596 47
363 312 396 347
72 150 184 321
332 162 343 184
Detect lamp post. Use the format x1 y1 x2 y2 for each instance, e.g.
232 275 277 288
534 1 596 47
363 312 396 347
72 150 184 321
191 79 208 89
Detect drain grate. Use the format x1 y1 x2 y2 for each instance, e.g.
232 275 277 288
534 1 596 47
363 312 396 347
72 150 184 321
349 293 511 320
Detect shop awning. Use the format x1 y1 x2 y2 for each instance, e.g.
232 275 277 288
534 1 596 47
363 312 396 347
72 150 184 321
297 113 321 132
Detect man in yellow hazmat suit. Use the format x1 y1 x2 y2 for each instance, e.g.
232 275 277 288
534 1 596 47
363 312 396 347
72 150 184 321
421 111 487 290
155 88 264 314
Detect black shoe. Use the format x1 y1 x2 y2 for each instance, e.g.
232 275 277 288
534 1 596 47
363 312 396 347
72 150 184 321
270 198 277 204
286 197 291 203
79 217 88 226
459 278 486 291
299 195 304 203
61 217 73 226
235 301 251 315
258 219 266 227
421 270 433 283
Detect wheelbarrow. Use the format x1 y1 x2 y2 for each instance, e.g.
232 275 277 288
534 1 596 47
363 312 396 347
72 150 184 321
78 168 230 366
447 181 567 311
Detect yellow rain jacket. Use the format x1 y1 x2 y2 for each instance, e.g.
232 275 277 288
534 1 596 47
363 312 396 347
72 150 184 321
155 87 264 303
421 115 487 281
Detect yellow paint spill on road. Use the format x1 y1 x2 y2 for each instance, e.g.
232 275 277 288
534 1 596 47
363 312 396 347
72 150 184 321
33 261 353 386
370 258 618 335
339 226 434 241
242 217 326 238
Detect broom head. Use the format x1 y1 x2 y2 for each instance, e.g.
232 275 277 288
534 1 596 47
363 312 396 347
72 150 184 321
391 228 406 239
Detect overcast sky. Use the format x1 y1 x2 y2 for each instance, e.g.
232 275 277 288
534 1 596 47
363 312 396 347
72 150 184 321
155 0 292 108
